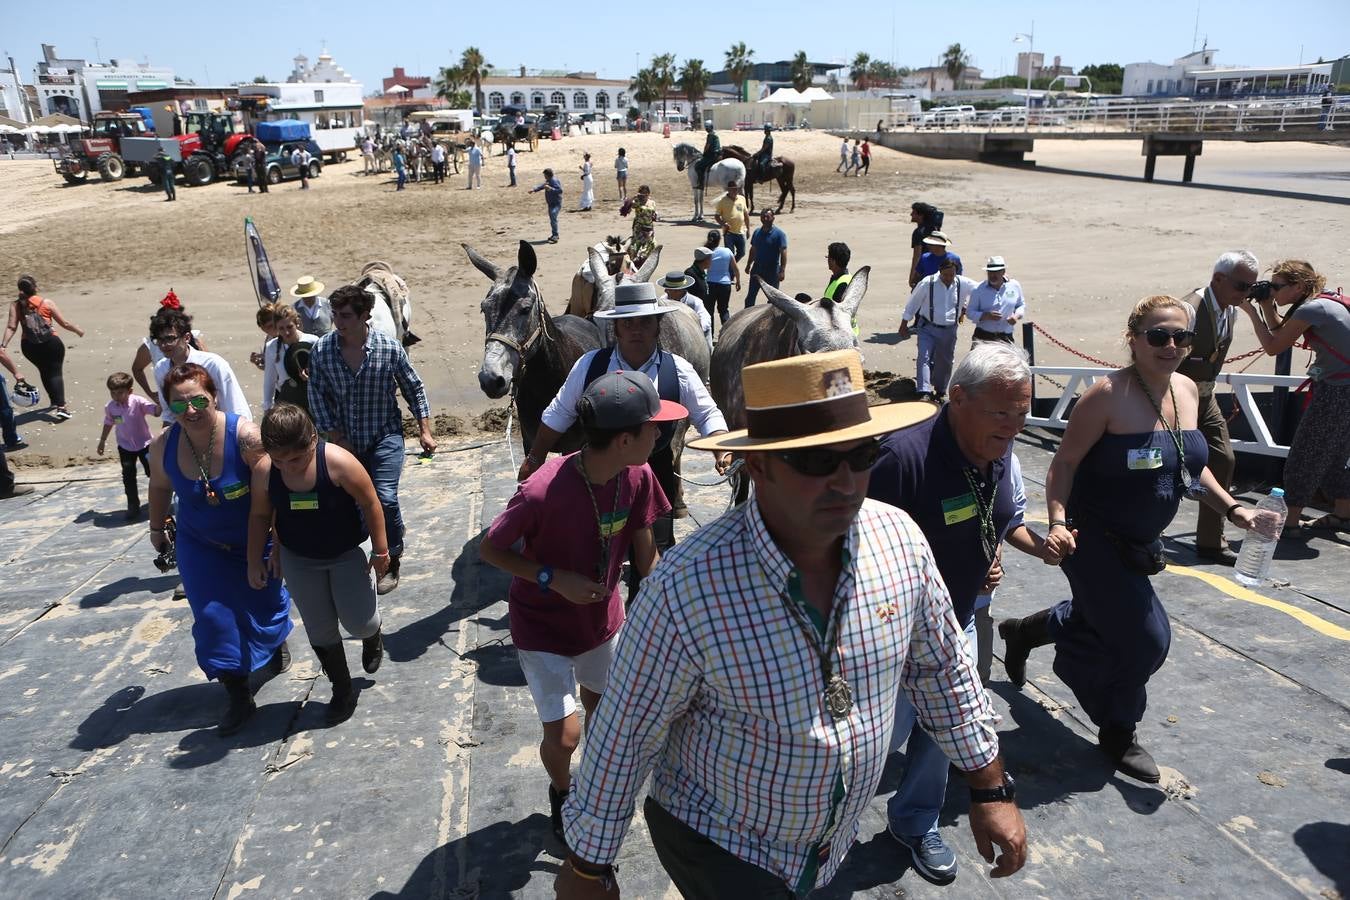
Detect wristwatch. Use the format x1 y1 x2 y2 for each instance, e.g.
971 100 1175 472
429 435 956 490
969 771 1016 803
536 566 554 589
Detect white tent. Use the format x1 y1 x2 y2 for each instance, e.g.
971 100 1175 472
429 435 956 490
759 87 833 104
385 84 410 95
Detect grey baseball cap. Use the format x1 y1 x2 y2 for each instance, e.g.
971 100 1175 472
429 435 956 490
579 371 688 430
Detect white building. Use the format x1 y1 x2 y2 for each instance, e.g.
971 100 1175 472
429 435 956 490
32 44 175 121
238 50 365 159
1 62 30 122
1123 49 1333 97
477 73 631 116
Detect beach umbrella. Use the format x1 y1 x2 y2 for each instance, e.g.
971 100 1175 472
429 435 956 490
0 124 17 134
244 217 281 307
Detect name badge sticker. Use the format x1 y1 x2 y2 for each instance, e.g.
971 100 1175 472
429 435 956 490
289 491 319 511
941 492 977 525
112 415 125 424
222 481 250 501
1127 448 1164 470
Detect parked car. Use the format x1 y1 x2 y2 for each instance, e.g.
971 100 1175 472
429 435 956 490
924 105 977 127
234 139 323 185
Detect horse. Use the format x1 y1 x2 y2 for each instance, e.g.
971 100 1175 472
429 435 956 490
467 240 603 457
719 144 797 214
672 142 745 222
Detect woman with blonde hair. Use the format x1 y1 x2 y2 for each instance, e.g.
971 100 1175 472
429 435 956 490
1239 259 1350 534
1000 295 1261 784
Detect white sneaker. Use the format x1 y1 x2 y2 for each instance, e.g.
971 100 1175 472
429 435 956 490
53 409 72 421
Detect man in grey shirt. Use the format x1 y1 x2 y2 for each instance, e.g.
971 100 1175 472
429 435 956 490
291 276 333 336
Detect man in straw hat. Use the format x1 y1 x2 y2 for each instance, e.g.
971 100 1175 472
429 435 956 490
290 276 333 337
912 230 963 286
481 371 683 847
868 342 1044 886
521 282 730 589
557 349 1026 898
658 270 713 351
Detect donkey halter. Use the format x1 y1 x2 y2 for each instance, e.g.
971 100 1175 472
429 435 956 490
484 289 547 367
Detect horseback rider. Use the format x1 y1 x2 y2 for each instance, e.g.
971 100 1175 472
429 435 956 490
753 123 774 178
696 123 720 189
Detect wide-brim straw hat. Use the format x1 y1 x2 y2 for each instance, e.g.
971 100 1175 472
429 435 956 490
290 276 325 297
922 231 952 247
689 350 936 452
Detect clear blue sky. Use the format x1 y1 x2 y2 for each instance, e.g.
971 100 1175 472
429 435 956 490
4 0 1347 89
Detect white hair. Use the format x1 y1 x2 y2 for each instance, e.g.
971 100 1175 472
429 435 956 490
1213 250 1259 277
949 342 1031 394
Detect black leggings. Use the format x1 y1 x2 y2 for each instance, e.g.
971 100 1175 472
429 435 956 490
21 337 66 408
119 445 150 508
704 283 732 334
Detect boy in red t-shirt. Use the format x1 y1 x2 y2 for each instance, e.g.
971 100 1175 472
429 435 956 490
481 370 684 845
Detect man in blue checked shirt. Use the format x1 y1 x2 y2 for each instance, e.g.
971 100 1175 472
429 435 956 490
307 285 436 596
556 349 1027 899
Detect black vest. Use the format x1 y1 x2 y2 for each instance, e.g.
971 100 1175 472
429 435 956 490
583 348 679 452
1177 288 1233 385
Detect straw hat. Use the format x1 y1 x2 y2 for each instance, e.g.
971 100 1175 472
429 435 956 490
921 231 952 247
689 350 936 451
593 282 674 319
290 276 325 298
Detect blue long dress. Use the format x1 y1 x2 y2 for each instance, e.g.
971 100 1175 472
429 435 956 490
166 413 292 680
1049 429 1207 731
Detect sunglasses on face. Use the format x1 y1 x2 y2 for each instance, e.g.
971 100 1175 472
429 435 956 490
169 396 211 414
154 334 181 346
1135 328 1195 348
775 440 880 477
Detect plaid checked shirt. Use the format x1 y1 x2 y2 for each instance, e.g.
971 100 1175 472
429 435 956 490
563 497 998 892
306 328 430 455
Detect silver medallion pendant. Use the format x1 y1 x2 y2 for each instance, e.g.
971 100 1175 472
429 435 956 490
825 674 853 721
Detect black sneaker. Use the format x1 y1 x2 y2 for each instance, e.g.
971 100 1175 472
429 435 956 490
3 439 27 451
548 784 570 846
270 640 292 675
888 826 958 885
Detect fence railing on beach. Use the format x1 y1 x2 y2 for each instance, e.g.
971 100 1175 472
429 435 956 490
863 96 1348 135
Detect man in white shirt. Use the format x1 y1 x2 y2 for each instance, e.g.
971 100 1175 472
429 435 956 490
900 257 979 402
362 137 376 176
290 144 311 190
149 312 252 424
967 256 1026 347
430 142 446 184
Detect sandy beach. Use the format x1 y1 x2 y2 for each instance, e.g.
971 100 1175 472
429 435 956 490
2 130 1347 467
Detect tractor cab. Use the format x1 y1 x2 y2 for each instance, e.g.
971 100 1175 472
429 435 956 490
91 113 151 141
176 111 249 160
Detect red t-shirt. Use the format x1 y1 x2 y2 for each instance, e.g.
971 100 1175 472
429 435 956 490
487 452 670 656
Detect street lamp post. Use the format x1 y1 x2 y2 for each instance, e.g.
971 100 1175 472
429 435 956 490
1013 23 1035 131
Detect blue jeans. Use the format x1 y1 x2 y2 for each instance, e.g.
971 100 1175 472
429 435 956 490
916 320 958 395
360 433 406 558
887 618 978 836
0 374 17 445
744 271 779 307
724 232 746 261
396 167 406 190
548 203 561 238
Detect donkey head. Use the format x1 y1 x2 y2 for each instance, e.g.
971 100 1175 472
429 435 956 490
466 239 548 399
761 266 871 353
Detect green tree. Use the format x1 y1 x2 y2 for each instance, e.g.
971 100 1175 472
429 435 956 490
942 43 971 89
651 53 677 119
629 68 659 113
725 42 755 102
790 51 812 93
433 66 466 104
1077 63 1124 83
459 47 490 113
252 75 269 84
679 59 711 124
850 52 871 91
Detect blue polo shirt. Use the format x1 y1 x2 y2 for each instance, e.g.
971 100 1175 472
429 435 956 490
867 405 1017 626
749 225 788 278
915 250 963 281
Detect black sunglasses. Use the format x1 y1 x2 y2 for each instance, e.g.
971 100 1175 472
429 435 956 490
1135 328 1195 348
775 441 880 477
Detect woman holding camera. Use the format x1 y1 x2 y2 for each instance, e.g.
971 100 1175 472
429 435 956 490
147 363 292 736
1239 259 1350 534
1000 296 1259 784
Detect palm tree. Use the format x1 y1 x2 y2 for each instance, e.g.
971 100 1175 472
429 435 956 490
651 53 676 119
629 67 660 116
850 53 871 91
790 51 812 94
725 42 755 102
433 65 465 104
942 43 971 90
459 46 490 113
679 59 711 124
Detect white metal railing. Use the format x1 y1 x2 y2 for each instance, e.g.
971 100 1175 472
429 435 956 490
861 96 1347 135
1027 366 1305 458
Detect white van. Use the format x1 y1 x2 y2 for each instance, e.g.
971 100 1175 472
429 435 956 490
925 105 976 127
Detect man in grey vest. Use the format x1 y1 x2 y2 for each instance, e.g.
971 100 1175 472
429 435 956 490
1179 250 1258 565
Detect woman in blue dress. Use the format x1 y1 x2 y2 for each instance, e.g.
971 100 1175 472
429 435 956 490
148 362 292 735
999 295 1261 783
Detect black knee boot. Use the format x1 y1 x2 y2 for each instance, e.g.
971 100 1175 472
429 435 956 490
998 608 1054 688
312 644 357 725
361 630 383 674
218 675 255 736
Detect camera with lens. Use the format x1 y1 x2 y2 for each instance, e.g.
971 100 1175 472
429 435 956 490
152 516 177 573
1247 280 1274 302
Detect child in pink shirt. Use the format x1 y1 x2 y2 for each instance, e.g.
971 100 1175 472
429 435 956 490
98 372 160 520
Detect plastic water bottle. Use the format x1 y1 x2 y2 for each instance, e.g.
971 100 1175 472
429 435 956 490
1234 488 1288 587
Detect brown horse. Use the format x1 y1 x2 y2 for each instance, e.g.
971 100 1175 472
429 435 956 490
720 144 797 214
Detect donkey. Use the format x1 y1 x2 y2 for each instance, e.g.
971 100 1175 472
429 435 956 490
467 240 603 456
672 142 745 222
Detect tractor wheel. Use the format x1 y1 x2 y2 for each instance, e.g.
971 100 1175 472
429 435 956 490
183 156 214 187
98 154 126 182
62 170 88 185
307 160 321 179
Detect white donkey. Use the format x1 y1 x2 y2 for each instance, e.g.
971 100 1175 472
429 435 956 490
672 142 746 222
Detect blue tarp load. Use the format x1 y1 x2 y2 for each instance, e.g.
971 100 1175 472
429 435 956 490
254 120 310 143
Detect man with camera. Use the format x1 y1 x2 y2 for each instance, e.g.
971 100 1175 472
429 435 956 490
1179 250 1260 565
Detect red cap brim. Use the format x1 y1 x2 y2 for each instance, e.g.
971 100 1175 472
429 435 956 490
650 399 689 423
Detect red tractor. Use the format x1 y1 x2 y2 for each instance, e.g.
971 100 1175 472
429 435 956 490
122 111 254 187
53 111 153 184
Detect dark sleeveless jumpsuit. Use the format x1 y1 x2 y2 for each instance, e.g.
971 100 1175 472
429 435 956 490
1048 429 1207 730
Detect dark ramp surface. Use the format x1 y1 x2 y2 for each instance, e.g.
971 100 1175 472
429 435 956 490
0 439 1345 899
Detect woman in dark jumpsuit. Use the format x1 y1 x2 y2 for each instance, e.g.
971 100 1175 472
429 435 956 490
1000 295 1262 783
